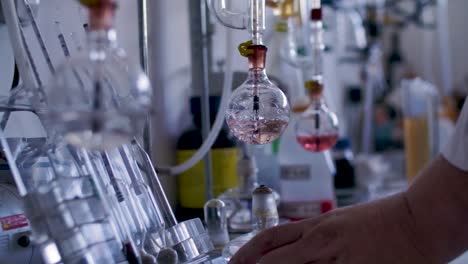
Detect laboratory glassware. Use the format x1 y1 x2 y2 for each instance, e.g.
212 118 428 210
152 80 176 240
130 140 215 263
295 3 339 152
42 0 152 150
226 43 290 145
204 199 230 249
278 117 336 220
222 185 279 261
211 0 291 145
401 78 439 181
296 80 339 152
277 0 316 68
218 144 279 233
276 3 336 218
0 88 131 263
20 142 129 263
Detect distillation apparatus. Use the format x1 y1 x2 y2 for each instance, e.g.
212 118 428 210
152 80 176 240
0 0 216 263
212 0 291 145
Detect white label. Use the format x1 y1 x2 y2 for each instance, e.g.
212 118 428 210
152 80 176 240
280 165 311 180
280 201 328 219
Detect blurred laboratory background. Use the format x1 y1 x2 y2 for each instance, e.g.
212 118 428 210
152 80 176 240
0 0 468 263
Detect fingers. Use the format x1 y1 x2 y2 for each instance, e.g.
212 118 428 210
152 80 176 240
258 227 339 264
258 240 308 264
229 222 304 264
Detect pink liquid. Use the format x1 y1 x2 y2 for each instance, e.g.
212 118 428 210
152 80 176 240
227 118 289 144
296 134 338 152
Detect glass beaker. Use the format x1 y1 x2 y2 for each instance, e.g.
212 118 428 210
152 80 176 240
401 78 439 181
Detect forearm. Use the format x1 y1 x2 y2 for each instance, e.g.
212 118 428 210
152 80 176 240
405 155 468 262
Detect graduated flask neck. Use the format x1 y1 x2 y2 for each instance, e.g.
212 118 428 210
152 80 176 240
87 29 119 60
86 2 118 59
247 68 268 81
310 97 325 108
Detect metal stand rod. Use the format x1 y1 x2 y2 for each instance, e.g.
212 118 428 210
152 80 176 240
138 0 153 159
189 0 214 201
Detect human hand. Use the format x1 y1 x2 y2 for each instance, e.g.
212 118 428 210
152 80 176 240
229 194 432 264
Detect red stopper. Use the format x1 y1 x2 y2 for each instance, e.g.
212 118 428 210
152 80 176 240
88 1 117 30
310 8 322 21
248 45 268 69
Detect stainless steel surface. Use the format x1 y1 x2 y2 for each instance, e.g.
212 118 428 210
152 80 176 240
189 0 214 201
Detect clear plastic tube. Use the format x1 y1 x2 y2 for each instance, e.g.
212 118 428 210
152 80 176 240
156 27 234 175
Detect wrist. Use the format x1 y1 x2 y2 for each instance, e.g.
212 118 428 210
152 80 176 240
406 156 468 262
376 193 433 262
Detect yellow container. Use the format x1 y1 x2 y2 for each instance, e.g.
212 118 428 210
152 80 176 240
177 148 238 208
403 117 430 181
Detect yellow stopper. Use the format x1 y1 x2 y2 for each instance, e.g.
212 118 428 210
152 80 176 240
304 79 323 96
238 40 254 57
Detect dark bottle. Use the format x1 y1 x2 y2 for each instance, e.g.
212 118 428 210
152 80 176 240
176 96 238 221
333 138 356 189
386 32 405 90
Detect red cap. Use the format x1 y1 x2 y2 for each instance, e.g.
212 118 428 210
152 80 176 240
89 3 117 30
310 8 322 21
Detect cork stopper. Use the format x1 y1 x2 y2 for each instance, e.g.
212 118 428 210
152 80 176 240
81 0 117 30
304 79 324 99
248 45 267 69
252 185 278 230
253 185 273 195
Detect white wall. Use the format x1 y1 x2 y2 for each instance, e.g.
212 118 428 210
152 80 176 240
395 0 468 93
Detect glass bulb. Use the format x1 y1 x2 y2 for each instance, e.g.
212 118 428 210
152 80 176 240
226 45 290 145
295 82 338 152
44 29 152 150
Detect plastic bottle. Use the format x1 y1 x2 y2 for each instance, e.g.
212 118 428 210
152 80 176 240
333 138 355 189
278 112 336 220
